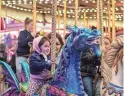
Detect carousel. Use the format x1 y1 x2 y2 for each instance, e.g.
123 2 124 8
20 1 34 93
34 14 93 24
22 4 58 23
0 0 123 96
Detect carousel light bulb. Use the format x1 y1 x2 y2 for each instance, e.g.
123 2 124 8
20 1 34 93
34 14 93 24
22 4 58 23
90 10 92 12
16 7 19 9
94 10 96 12
6 4 9 6
86 10 88 12
48 11 50 13
68 15 71 17
40 11 43 13
28 9 31 11
29 1 32 4
85 1 88 3
24 9 27 11
68 1 71 3
39 2 42 4
92 1 95 3
9 5 12 7
13 6 16 8
45 2 48 4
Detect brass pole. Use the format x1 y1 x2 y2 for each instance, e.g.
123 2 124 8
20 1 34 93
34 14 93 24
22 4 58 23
112 0 115 40
99 0 104 46
83 9 86 26
97 0 100 29
107 0 111 38
75 0 78 26
33 0 36 36
64 0 67 37
57 8 60 34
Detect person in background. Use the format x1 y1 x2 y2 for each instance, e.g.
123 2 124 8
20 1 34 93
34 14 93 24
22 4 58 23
100 36 112 54
26 36 55 96
80 36 101 96
0 44 7 62
16 17 34 81
47 33 64 65
47 33 64 57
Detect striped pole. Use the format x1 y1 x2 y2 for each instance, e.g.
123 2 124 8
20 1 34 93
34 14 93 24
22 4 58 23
33 0 36 36
64 0 67 38
112 0 115 41
51 0 57 75
75 0 78 26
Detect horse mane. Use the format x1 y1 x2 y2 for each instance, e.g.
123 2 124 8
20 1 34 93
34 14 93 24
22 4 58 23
102 35 123 83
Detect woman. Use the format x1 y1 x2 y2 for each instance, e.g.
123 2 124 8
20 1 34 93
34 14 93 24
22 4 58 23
16 17 34 81
47 33 64 56
47 33 64 65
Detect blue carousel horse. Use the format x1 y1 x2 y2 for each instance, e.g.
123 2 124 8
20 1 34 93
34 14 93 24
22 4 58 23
46 26 101 96
0 60 30 96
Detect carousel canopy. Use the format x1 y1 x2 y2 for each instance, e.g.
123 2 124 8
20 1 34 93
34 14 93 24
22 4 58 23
1 0 123 19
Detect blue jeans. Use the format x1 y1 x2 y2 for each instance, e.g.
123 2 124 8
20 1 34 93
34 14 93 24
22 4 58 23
82 77 93 96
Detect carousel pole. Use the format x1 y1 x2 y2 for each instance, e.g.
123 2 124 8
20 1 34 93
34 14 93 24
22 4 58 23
99 0 104 46
83 9 86 26
57 8 60 34
51 0 57 75
75 0 78 26
97 0 100 29
107 0 111 38
64 0 67 38
112 0 115 40
33 0 36 36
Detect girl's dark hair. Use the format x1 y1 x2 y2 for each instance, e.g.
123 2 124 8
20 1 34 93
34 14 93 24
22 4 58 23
24 17 33 29
47 33 64 49
38 36 50 47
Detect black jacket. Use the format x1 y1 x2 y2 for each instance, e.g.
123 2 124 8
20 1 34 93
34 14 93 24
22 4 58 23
16 30 34 56
80 48 101 77
29 51 51 75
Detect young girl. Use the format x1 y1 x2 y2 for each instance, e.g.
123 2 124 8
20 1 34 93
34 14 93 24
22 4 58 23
26 36 54 96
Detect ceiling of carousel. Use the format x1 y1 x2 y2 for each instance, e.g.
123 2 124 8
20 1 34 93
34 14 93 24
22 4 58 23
1 0 123 19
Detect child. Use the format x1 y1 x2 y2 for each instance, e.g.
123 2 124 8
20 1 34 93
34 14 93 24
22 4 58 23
26 36 55 96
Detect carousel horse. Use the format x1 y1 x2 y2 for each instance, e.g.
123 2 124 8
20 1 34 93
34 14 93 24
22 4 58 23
96 35 123 96
0 61 20 96
45 26 101 96
0 44 30 95
0 60 30 95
